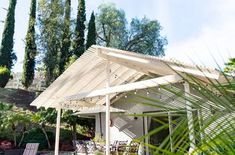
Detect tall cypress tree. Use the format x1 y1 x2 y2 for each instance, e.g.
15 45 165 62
86 11 96 49
21 0 37 89
73 0 86 58
58 0 71 75
0 0 17 69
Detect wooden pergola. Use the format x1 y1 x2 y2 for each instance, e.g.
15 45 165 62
30 45 225 155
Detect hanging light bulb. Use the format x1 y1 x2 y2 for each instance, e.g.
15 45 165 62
147 90 150 96
158 87 161 91
134 90 137 94
125 94 127 98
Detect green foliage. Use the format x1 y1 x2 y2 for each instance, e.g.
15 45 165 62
224 58 235 76
38 0 65 85
96 3 167 56
60 128 73 142
0 0 17 70
126 17 167 56
133 68 235 154
0 66 11 88
32 108 57 125
58 0 71 75
73 0 86 58
0 106 31 147
22 0 37 89
96 3 127 48
21 127 54 150
65 55 78 69
86 11 96 49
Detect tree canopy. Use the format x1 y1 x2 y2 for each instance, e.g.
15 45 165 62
21 0 37 89
37 0 64 85
86 11 96 49
96 3 167 56
0 0 17 69
73 0 86 58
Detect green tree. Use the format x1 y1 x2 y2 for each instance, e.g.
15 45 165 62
21 0 37 89
96 3 167 56
0 110 31 147
58 0 71 75
38 0 64 85
0 0 17 69
86 11 96 49
31 108 57 149
125 17 166 56
73 0 86 58
0 0 17 87
62 110 78 140
96 3 127 48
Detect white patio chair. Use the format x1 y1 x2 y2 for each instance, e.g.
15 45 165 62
23 143 39 155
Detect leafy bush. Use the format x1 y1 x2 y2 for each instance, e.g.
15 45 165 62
0 66 11 88
21 127 54 150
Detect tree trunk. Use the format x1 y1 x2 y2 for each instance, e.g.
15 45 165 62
12 124 16 147
41 127 51 149
18 132 25 148
72 123 77 141
13 130 16 147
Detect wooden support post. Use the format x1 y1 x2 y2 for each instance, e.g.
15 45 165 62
184 82 196 152
55 108 61 155
105 61 111 155
168 112 173 152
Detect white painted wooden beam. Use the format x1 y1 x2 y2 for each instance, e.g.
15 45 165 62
65 74 182 101
184 82 196 152
54 108 61 155
105 61 111 155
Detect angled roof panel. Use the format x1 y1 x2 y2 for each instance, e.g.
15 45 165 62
31 46 224 109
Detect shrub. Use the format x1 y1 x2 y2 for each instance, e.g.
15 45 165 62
0 66 11 88
21 127 54 150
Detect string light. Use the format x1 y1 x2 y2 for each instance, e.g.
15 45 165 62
124 94 128 98
134 90 137 94
158 87 161 91
146 90 150 96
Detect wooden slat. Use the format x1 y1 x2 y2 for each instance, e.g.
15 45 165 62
65 74 182 101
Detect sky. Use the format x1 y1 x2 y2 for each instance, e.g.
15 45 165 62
0 0 234 72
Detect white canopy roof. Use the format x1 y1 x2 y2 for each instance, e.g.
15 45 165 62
31 45 225 110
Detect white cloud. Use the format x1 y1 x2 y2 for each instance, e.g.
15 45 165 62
165 0 235 69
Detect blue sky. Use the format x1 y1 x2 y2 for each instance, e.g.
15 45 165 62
0 0 234 72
